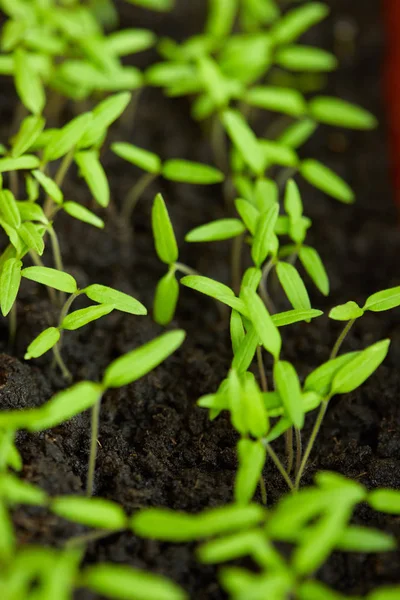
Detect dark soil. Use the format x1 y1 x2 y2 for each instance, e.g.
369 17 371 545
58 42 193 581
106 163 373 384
1 0 400 598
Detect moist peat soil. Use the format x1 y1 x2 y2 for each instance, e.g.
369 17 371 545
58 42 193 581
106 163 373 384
0 0 399 598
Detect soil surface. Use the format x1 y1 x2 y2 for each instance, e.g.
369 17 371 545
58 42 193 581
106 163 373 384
1 0 400 598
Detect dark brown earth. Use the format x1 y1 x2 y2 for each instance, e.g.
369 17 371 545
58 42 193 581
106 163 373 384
1 0 399 598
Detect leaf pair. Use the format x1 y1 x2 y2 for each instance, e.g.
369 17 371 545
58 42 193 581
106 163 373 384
330 286 400 321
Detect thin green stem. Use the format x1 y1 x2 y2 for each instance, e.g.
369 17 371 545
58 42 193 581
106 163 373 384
29 250 57 306
47 224 65 305
174 262 199 276
259 258 276 312
231 233 244 294
57 291 81 351
295 427 302 476
121 172 157 221
52 342 72 382
8 303 17 349
259 475 267 506
44 149 74 217
87 397 102 497
264 442 294 491
66 528 122 549
285 428 294 474
294 317 356 489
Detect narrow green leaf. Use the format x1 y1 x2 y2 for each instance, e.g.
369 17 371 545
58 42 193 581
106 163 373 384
78 92 132 148
111 142 161 174
106 30 156 56
28 382 104 431
75 151 109 207
273 360 304 428
255 178 279 212
235 198 259 235
154 270 179 325
14 48 45 115
186 219 245 242
22 266 77 293
329 301 364 321
181 275 247 315
304 352 359 397
206 0 238 38
0 258 22 316
82 564 187 600
17 201 48 224
242 289 281 359
62 304 115 331
284 179 302 221
336 526 395 553
245 86 307 117
299 246 329 296
103 330 185 388
0 190 20 228
270 2 329 45
243 374 269 438
364 287 400 313
11 115 45 157
51 497 127 530
332 339 390 394
0 155 40 173
260 140 298 168
368 588 400 600
300 159 354 203
230 310 245 355
276 262 311 311
278 118 317 149
222 109 264 175
162 159 224 184
309 97 377 130
84 284 147 316
18 222 44 255
25 327 61 359
44 113 93 162
32 170 64 205
124 0 174 11
235 439 266 505
63 202 104 229
368 489 400 515
231 325 259 373
251 203 279 267
131 504 265 541
272 308 323 327
152 193 178 264
276 46 337 72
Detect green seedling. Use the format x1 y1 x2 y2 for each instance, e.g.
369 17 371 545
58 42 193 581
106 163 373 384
0 330 185 496
23 266 147 380
112 142 224 220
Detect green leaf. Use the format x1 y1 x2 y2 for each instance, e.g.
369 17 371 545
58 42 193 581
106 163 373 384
298 580 355 600
260 140 298 168
83 563 186 600
75 151 109 207
151 193 178 264
240 267 262 296
197 55 230 108
231 325 259 373
0 190 20 229
273 360 304 428
332 339 390 395
111 142 161 174
336 526 396 553
11 115 45 158
131 504 265 541
22 266 77 293
63 201 104 229
278 118 317 149
0 155 40 173
270 2 329 45
162 159 224 184
329 301 364 321
14 48 45 115
364 287 400 313
18 222 45 255
304 352 359 397
242 289 281 359
222 109 264 175
0 473 47 506
106 29 156 56
251 204 279 267
181 275 247 315
272 308 323 327
186 219 245 242
0 258 22 316
309 97 377 130
84 284 146 316
62 304 114 331
284 179 302 221
299 246 329 296
154 270 179 325
300 159 354 203
51 497 127 530
255 178 279 212
28 382 103 431
368 489 400 515
78 92 132 148
235 439 266 505
25 327 61 359
230 309 245 355
244 86 307 117
32 170 64 204
276 262 311 311
242 374 269 438
368 587 400 600
103 330 185 389
44 113 93 162
276 46 337 72
235 198 259 235
124 0 174 11
17 201 47 224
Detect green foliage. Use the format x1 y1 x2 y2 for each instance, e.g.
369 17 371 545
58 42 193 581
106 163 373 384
51 496 127 530
152 193 178 264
